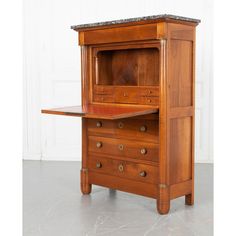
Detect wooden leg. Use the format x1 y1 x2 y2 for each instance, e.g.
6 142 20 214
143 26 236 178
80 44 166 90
81 169 92 194
157 185 170 214
185 193 194 205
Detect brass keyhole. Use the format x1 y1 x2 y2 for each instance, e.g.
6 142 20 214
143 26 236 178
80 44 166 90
118 164 124 172
118 144 124 151
118 122 124 129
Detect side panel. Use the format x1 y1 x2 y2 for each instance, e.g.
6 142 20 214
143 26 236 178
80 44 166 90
167 24 195 195
169 117 192 184
169 40 193 108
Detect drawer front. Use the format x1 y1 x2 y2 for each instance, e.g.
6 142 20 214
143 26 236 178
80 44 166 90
115 87 139 104
93 85 159 105
140 88 159 97
88 136 159 162
93 94 114 103
87 118 159 143
140 97 159 105
88 156 158 184
81 23 165 45
94 85 114 95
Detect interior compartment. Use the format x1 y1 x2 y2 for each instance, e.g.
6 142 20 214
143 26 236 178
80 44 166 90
96 48 159 86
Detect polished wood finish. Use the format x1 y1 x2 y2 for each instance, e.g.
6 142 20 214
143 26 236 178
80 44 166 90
88 136 159 162
42 104 158 120
93 86 159 105
79 23 165 45
88 156 158 184
87 117 159 142
41 16 199 214
97 48 159 86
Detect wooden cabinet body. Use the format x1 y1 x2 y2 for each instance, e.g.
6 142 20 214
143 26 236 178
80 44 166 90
42 15 200 214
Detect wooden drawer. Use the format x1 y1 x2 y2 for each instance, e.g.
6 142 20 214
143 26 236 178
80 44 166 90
93 85 159 105
115 87 140 104
94 94 159 105
88 136 159 162
140 88 159 97
80 23 165 45
94 85 113 95
140 97 159 105
93 94 114 103
88 156 158 184
87 117 159 143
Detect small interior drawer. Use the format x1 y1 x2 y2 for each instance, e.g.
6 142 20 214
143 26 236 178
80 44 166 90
140 97 159 105
93 94 114 103
114 87 140 104
88 156 158 184
140 87 159 97
93 86 159 105
94 85 114 95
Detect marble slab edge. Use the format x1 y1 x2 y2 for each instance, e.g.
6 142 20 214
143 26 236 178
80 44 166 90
71 14 201 30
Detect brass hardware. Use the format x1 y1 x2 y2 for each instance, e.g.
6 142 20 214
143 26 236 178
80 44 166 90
118 122 124 129
139 171 147 177
140 125 147 132
147 99 152 103
96 162 102 168
118 164 124 172
123 93 128 97
118 144 124 151
148 90 152 94
96 121 102 127
96 141 102 148
140 148 147 155
159 184 167 188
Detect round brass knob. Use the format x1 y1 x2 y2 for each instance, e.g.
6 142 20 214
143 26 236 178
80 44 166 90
96 121 102 127
118 122 124 129
140 125 147 132
147 99 152 103
140 148 147 155
96 162 102 168
148 90 152 95
123 93 128 97
139 171 147 177
118 144 124 151
96 141 102 148
118 164 124 172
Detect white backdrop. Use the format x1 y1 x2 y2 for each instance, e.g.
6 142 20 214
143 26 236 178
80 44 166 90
23 0 213 162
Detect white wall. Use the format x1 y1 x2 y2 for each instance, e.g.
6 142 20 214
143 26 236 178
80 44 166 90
23 0 213 162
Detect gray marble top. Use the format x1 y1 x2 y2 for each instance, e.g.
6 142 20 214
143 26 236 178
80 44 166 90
71 14 200 30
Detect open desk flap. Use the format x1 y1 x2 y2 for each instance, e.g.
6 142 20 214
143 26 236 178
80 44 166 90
41 104 158 120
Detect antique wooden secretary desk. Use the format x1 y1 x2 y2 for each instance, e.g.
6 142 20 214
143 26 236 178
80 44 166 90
42 14 200 214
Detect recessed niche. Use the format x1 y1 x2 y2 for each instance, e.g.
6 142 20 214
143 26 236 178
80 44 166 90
96 48 159 86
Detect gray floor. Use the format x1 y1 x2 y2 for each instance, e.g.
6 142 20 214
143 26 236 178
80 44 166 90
23 161 213 236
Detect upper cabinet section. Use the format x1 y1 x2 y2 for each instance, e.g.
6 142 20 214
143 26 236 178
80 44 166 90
91 42 160 106
71 14 200 45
